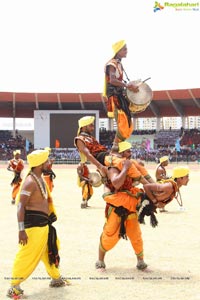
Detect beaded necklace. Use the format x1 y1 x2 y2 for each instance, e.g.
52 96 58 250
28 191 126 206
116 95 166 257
30 171 48 200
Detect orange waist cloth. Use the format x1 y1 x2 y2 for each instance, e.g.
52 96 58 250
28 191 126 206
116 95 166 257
103 187 142 212
100 209 143 256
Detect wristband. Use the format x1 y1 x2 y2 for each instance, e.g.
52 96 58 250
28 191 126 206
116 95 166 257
18 222 25 231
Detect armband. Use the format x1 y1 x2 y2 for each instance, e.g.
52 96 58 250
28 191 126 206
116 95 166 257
18 222 25 231
20 190 31 196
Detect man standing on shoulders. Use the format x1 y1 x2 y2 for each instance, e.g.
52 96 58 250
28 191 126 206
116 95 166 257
103 40 139 152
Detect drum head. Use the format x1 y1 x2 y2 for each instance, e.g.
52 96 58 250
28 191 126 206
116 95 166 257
127 82 153 105
88 172 102 187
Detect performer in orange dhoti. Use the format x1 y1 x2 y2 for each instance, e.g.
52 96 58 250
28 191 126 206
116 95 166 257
103 40 139 152
96 164 189 272
77 162 94 208
95 157 148 271
7 149 24 204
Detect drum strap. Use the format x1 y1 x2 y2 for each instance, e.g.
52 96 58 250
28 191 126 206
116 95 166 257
121 65 130 83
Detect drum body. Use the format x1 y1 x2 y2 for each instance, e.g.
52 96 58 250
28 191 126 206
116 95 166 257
126 81 153 114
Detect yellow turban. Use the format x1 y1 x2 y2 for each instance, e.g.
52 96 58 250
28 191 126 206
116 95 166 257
103 40 126 98
77 116 95 135
13 149 21 156
118 141 132 153
27 149 49 168
112 40 126 57
45 147 51 153
159 156 169 163
172 166 189 179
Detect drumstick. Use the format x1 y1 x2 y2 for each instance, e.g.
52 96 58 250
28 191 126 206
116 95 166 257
142 77 151 83
132 77 151 87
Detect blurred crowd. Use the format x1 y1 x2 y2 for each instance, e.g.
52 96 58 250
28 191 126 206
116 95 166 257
0 129 200 163
0 130 34 160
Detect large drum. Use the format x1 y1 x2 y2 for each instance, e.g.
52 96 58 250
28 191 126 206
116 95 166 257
126 80 153 114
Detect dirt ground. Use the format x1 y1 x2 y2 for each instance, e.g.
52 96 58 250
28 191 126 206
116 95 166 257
0 162 200 300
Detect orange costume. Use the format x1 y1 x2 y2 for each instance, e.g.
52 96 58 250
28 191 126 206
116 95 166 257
7 150 24 204
43 161 56 193
103 41 133 142
74 133 152 183
100 208 144 260
43 148 56 193
99 173 145 263
77 163 93 208
104 155 152 184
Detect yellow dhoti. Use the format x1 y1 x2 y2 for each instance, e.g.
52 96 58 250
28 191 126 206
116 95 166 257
11 226 60 286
